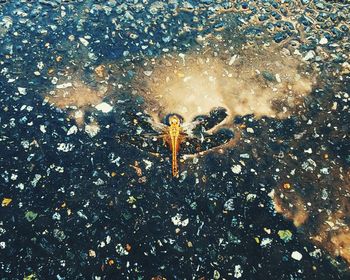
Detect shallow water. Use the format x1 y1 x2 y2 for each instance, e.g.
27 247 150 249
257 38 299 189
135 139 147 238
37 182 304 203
0 1 350 279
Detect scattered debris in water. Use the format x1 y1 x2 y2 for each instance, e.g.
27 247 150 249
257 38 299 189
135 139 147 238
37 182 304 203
0 0 349 279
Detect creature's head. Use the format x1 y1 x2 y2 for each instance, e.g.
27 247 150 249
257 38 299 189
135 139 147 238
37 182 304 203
164 114 183 125
169 115 180 126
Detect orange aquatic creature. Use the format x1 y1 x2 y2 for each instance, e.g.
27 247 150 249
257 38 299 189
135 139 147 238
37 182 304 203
163 115 185 177
144 114 192 177
121 109 239 177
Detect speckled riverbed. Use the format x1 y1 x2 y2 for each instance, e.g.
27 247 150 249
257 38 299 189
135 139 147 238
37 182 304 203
0 1 350 279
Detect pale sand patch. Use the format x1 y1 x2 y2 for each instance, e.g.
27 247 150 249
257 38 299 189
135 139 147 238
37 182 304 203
45 81 105 110
137 44 316 123
44 80 107 127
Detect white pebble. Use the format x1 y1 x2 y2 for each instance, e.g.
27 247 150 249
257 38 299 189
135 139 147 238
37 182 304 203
79 37 89 46
229 54 238 66
234 264 243 278
40 125 46 133
67 125 78 135
51 77 58 85
143 71 153 76
303 50 315 61
181 218 189 227
56 83 73 89
95 102 113 113
291 251 303 261
231 165 242 174
319 37 328 45
52 212 61 221
275 74 281 83
18 87 27 95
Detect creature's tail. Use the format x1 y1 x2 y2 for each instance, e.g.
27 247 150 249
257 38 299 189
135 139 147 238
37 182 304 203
172 149 179 177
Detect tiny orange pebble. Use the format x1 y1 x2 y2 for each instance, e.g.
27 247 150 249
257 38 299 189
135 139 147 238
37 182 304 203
125 244 131 251
324 154 329 159
283 183 291 190
111 172 117 177
108 259 114 265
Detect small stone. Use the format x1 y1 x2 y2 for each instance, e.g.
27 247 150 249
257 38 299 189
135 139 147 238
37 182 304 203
172 214 182 226
89 249 96 257
127 196 137 204
320 167 329 175
1 198 12 207
331 102 337 110
56 83 73 89
260 238 272 247
303 50 315 61
234 265 243 278
143 71 153 76
67 125 78 135
246 194 257 202
228 55 238 66
231 165 242 174
319 37 328 45
181 218 189 227
278 230 293 242
106 236 111 244
51 77 58 85
291 251 303 261
18 87 27 95
85 123 100 137
25 211 38 222
95 102 113 113
40 125 46 133
79 37 89 46
115 243 129 256
213 270 220 280
275 74 281 83
94 65 106 78
224 199 235 211
171 213 189 227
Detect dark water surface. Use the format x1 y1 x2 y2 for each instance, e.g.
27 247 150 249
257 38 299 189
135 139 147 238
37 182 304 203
0 1 350 279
